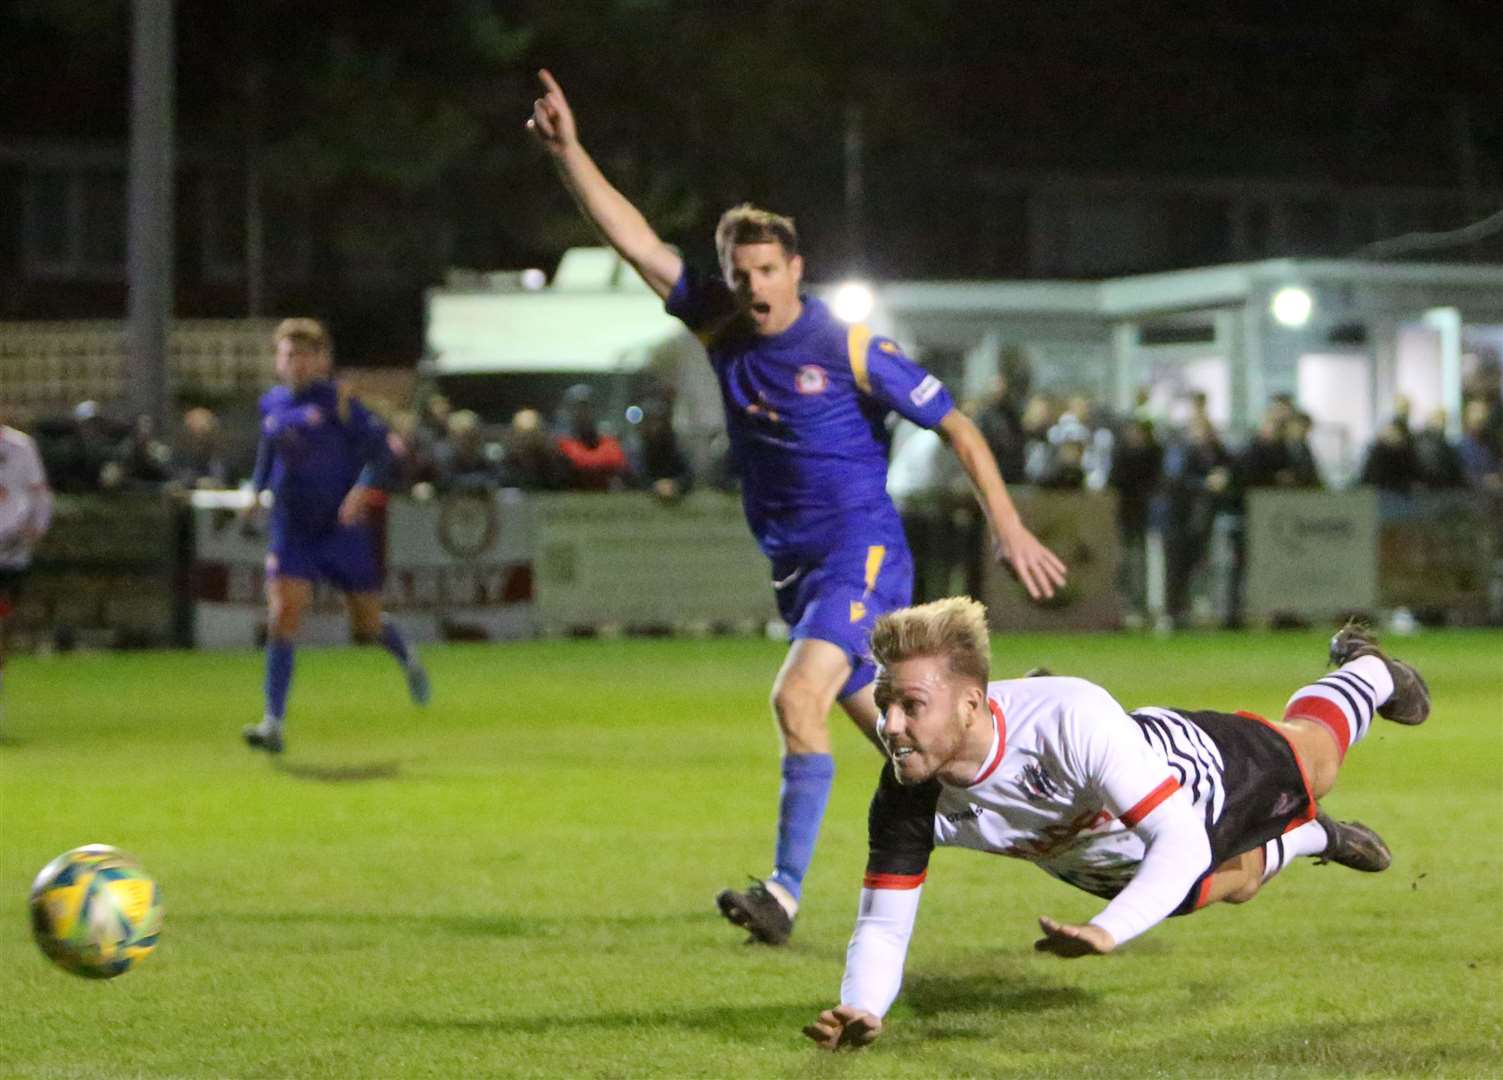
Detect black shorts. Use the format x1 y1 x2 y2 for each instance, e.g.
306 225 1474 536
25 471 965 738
1157 707 1317 915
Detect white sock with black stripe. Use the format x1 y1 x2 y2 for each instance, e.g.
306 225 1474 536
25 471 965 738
1260 819 1330 882
1283 656 1393 760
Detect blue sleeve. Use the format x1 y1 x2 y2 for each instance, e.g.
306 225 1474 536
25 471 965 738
250 436 273 492
250 394 275 491
346 399 394 490
665 264 739 336
862 335 955 429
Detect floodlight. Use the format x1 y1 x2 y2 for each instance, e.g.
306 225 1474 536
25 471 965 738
1271 286 1313 328
831 281 875 323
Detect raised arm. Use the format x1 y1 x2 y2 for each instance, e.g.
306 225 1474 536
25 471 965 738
937 408 1068 601
528 69 683 300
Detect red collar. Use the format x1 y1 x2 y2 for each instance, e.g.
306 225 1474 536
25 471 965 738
969 698 1007 786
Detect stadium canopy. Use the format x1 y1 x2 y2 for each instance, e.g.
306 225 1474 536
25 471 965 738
426 248 690 375
425 251 1503 479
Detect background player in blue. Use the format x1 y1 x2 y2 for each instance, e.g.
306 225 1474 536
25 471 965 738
529 70 1067 942
241 318 429 754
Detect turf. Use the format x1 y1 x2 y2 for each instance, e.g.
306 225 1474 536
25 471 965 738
1 629 1500 1078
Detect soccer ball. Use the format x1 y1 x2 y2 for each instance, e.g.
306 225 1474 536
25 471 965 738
29 845 163 979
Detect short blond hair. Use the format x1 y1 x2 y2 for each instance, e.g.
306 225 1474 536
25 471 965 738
870 596 991 689
715 203 798 267
274 317 331 354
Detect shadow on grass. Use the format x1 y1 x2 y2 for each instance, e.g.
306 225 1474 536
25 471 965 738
271 758 402 782
902 971 1093 1018
175 909 709 940
395 969 1091 1046
399 1001 809 1044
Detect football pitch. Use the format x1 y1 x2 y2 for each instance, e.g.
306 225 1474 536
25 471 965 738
2 629 1500 1079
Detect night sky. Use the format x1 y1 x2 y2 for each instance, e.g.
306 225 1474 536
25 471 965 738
2 1 1499 357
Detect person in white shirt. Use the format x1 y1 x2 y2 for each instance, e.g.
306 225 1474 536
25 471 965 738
805 596 1429 1051
0 417 55 714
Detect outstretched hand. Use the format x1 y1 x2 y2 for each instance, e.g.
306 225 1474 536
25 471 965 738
995 521 1069 602
803 1005 882 1051
1033 915 1115 958
527 69 577 155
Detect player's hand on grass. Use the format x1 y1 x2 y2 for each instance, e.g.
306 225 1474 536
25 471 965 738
528 69 577 155
995 521 1069 602
803 1004 882 1051
338 484 373 526
1034 916 1114 958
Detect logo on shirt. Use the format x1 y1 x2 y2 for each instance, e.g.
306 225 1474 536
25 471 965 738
1018 761 1064 802
942 805 982 824
303 405 325 426
795 365 829 395
909 375 942 408
1271 790 1301 817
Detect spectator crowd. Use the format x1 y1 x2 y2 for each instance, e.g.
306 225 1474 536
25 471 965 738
16 347 1503 630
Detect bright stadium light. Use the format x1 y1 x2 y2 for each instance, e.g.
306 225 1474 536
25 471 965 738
1270 286 1314 328
831 281 875 323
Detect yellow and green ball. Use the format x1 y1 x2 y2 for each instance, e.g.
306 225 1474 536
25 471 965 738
29 845 162 979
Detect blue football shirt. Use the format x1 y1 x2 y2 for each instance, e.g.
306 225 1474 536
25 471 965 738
667 266 955 558
252 380 391 535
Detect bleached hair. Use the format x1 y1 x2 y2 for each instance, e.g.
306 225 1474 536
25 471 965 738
870 596 991 689
715 203 798 265
274 317 331 353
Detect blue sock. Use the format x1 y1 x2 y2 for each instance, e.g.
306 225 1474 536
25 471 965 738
770 753 835 903
377 619 412 667
264 639 294 723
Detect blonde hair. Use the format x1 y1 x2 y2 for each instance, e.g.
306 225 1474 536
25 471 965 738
870 596 991 689
274 317 332 354
715 203 798 267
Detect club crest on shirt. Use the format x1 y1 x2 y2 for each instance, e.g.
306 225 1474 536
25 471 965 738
1018 761 1064 802
303 405 325 425
795 364 829 395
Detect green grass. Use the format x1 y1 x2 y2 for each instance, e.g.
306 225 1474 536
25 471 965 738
1 630 1500 1078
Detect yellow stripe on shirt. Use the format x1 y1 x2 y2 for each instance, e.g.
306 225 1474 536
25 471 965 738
864 545 886 591
847 324 873 394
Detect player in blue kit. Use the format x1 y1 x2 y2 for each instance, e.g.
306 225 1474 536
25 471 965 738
241 318 430 754
529 71 1067 942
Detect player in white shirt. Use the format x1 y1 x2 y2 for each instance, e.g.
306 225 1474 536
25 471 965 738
0 418 55 718
805 596 1429 1051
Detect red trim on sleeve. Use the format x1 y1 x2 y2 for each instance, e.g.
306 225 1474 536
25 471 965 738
863 871 926 890
1191 872 1217 911
1282 695 1351 760
1119 776 1181 828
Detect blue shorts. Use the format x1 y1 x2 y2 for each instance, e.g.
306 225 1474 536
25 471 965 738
771 539 914 700
267 523 382 594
